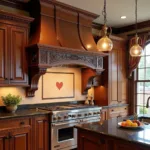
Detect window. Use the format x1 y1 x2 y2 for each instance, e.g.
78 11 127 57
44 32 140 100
136 43 150 115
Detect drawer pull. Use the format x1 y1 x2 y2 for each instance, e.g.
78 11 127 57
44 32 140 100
124 108 127 110
20 122 25 125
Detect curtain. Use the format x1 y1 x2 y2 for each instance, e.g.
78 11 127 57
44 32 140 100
128 33 150 78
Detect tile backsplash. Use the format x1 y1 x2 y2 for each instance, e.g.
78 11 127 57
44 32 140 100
0 67 88 105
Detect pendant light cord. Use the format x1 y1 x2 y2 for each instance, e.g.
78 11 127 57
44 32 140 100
135 0 138 35
102 0 107 25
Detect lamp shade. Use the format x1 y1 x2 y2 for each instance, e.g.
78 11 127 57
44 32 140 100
97 35 113 52
130 43 143 57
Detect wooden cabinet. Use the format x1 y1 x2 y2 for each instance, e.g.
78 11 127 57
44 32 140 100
78 130 106 150
108 106 128 119
0 11 33 86
77 129 150 150
33 115 49 150
0 115 49 150
9 26 28 85
94 36 128 106
0 117 32 150
108 37 127 105
0 24 9 85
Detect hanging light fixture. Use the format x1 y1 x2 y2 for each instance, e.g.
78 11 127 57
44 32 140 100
130 0 143 57
97 0 113 52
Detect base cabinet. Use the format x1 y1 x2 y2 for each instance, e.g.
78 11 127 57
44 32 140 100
0 115 49 150
77 129 150 150
33 115 49 150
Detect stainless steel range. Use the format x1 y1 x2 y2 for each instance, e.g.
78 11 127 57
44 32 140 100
39 104 101 150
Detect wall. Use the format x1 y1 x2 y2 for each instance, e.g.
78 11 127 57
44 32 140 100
0 67 88 106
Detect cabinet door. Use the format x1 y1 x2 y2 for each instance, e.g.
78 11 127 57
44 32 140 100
109 48 118 104
118 46 127 104
10 126 31 150
78 131 106 150
0 135 9 150
10 26 28 85
0 24 9 85
34 116 49 150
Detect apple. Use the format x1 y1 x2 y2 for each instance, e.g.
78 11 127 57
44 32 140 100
132 120 141 126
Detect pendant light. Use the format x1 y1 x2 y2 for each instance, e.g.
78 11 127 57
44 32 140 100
130 0 143 57
97 0 113 52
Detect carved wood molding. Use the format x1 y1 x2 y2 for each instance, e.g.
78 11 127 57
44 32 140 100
26 44 106 97
0 10 34 24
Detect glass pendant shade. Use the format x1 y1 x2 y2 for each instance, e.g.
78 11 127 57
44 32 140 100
97 35 113 51
130 35 143 57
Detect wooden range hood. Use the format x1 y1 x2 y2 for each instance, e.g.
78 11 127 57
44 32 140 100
26 0 107 97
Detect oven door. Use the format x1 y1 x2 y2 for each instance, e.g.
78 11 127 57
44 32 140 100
51 121 77 150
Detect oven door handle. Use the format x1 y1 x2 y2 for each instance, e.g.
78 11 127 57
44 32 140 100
52 121 78 126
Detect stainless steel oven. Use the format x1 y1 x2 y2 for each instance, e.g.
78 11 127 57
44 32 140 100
51 120 78 150
39 104 101 150
51 117 100 150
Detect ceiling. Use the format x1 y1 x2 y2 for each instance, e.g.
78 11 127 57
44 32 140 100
56 0 150 28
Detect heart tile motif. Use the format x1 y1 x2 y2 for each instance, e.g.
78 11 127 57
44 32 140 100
56 82 63 90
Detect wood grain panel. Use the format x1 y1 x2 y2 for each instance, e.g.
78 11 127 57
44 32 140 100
10 126 31 150
10 26 28 84
0 24 8 84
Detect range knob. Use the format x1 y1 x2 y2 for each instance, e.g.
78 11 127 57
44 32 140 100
78 114 82 117
85 114 87 116
64 116 68 119
93 112 97 115
53 117 57 121
68 115 72 117
97 112 100 114
72 115 76 118
58 116 61 120
88 113 92 116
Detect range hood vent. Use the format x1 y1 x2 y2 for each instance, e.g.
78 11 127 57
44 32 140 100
26 0 107 97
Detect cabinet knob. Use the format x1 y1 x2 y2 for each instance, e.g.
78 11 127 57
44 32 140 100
20 121 25 125
10 78 13 80
5 78 8 80
111 109 114 112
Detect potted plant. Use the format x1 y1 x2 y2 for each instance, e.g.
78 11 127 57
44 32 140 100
1 94 22 113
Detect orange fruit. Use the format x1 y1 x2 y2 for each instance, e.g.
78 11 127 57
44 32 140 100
121 121 126 126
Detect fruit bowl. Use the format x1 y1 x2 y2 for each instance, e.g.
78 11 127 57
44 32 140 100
118 120 144 129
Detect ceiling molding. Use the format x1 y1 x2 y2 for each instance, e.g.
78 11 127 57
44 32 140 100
0 0 28 10
115 20 150 34
92 22 120 34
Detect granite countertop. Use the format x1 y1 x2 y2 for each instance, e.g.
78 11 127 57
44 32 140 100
0 108 50 119
75 117 150 147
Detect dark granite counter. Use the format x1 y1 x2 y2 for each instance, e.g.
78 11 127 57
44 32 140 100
75 117 150 147
0 108 50 119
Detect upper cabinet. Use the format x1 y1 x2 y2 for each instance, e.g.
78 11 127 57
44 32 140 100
94 35 128 106
0 11 33 86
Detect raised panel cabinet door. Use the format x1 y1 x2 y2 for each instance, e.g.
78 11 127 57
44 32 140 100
109 48 118 104
78 131 106 150
34 116 49 150
0 132 9 150
117 44 127 104
9 26 28 85
9 126 31 150
0 24 9 85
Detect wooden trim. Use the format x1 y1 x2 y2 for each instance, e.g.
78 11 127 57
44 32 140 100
0 0 28 10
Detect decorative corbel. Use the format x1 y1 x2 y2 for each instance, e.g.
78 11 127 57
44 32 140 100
26 67 47 97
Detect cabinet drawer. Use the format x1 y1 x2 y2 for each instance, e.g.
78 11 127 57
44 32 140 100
0 117 30 129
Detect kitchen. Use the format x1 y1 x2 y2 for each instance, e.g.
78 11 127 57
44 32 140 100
0 0 150 150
